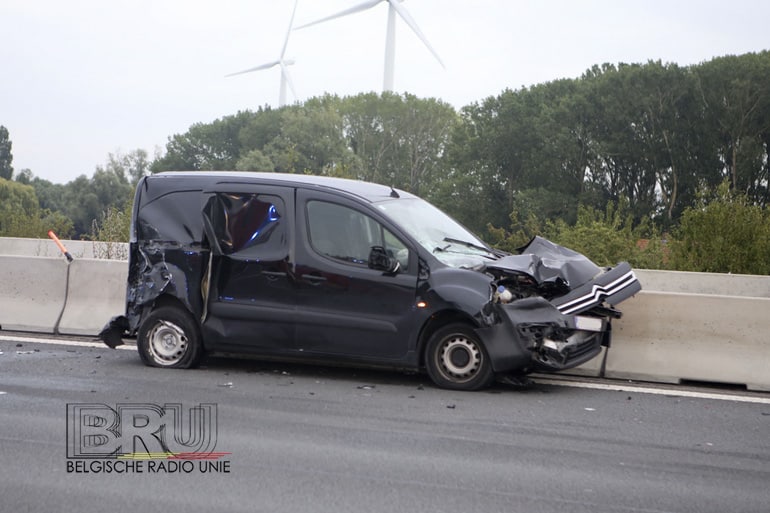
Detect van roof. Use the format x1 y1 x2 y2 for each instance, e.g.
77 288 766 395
152 171 415 203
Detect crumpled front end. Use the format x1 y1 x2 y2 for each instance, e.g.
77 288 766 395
478 297 609 373
477 236 641 373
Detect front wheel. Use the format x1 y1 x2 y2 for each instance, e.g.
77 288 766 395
425 324 494 391
137 307 203 368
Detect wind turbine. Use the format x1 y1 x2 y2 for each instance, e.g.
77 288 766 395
226 0 299 107
295 0 444 92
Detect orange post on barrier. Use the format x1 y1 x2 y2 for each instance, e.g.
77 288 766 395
48 230 74 262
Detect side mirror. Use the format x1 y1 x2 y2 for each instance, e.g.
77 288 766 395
368 246 400 274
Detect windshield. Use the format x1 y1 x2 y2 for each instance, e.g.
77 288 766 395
375 197 494 267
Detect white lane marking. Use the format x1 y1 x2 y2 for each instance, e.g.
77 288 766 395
0 335 135 351
535 378 770 405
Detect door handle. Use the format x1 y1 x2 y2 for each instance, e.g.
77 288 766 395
301 274 327 285
262 271 287 282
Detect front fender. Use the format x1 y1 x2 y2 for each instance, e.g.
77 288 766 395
423 267 495 324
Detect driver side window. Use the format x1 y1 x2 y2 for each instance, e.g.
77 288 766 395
306 201 409 271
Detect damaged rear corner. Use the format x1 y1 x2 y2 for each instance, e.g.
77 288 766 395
99 241 210 349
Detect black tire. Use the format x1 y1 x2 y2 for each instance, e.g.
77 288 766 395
425 323 494 391
137 307 203 368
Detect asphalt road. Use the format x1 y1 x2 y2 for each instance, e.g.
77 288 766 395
1 333 769 513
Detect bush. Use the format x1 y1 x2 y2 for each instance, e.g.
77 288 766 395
486 210 543 252
488 197 667 268
668 182 770 274
89 205 130 243
544 199 667 268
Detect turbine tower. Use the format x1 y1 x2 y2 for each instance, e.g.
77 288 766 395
226 0 299 107
295 0 444 91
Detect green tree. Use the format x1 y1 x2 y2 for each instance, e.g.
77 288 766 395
587 61 717 225
15 168 33 184
0 177 40 235
237 106 283 153
105 149 152 186
695 52 770 202
59 164 133 238
341 92 458 195
0 177 73 238
527 78 596 212
152 111 256 172
265 97 360 177
28 175 68 214
441 93 524 232
235 149 274 171
0 126 13 180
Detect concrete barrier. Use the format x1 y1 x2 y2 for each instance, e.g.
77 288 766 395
634 269 770 297
607 291 770 392
57 259 128 336
0 237 128 260
0 256 68 333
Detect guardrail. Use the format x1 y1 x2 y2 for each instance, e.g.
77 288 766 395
0 237 768 391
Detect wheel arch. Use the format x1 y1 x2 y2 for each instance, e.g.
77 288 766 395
136 294 200 335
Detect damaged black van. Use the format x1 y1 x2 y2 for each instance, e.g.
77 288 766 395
100 172 641 390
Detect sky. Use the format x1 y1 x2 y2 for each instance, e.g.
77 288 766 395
2 0 769 185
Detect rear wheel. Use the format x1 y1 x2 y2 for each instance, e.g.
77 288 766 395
425 323 494 391
137 307 203 368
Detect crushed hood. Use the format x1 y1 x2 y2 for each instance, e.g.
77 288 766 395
485 236 602 290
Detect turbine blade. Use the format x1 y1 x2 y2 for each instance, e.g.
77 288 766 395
389 0 445 69
294 0 383 30
281 62 298 101
225 60 280 77
281 0 299 59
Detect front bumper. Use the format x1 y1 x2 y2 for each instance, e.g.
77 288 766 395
476 297 609 374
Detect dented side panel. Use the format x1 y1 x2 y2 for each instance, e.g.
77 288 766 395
124 242 207 333
125 179 208 332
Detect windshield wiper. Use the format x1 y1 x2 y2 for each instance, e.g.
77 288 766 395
443 237 493 253
442 237 497 259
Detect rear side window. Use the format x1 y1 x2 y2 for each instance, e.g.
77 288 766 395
204 193 287 260
306 200 409 270
137 190 203 244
